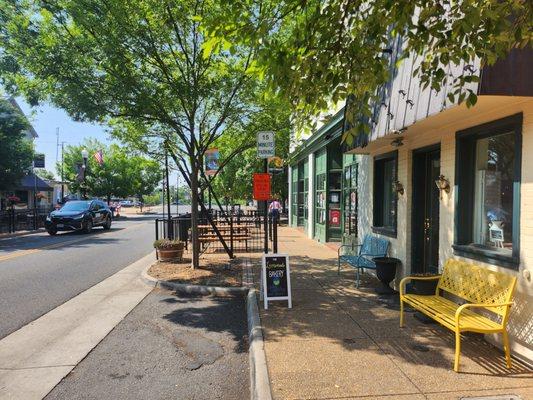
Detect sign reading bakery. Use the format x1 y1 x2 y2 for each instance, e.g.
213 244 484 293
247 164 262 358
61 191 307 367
261 254 292 309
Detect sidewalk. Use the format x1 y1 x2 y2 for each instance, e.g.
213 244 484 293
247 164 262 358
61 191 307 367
255 227 533 400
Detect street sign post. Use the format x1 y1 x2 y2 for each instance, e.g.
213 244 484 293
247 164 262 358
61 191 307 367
253 173 271 201
257 131 275 158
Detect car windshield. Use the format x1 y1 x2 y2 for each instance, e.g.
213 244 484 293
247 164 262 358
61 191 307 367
60 201 91 212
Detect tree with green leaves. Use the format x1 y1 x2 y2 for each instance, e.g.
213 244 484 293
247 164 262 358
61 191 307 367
0 0 270 268
204 0 532 141
35 169 55 181
60 139 162 203
210 104 292 204
0 98 34 192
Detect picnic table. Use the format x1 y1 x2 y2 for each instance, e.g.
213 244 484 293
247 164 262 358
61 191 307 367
196 224 252 251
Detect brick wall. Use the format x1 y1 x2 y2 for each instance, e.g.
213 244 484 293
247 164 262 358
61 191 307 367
356 97 533 363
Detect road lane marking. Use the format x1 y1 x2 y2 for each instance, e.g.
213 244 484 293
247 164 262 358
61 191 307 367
0 222 149 263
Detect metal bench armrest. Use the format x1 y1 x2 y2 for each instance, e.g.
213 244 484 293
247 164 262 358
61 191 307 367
399 275 441 296
454 302 514 325
338 244 361 256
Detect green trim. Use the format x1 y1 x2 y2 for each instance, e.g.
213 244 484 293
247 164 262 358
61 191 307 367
290 109 345 165
454 113 522 270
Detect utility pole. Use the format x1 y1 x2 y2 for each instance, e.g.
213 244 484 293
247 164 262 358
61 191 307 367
263 158 269 254
176 172 179 215
60 142 65 202
165 150 172 239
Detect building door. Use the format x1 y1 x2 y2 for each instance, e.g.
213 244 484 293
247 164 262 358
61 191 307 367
411 145 441 274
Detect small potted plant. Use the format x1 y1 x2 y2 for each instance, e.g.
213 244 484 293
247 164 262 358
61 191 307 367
7 195 20 208
153 239 185 262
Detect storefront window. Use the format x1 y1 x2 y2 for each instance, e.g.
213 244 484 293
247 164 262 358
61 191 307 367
454 113 522 269
372 151 397 236
343 163 358 236
472 131 515 255
316 173 326 224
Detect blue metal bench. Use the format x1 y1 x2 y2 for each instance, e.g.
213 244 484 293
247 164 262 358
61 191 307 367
338 234 390 287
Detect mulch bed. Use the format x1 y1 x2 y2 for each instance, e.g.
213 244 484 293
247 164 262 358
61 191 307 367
148 256 243 287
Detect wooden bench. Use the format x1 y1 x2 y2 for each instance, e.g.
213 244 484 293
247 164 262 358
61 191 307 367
198 234 253 251
337 234 389 287
399 259 517 372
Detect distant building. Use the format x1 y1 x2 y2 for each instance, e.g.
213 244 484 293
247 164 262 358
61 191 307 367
0 98 52 210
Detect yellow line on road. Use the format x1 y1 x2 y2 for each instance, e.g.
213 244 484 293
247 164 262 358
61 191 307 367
0 222 148 263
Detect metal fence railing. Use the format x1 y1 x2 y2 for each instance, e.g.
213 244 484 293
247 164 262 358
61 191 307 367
154 209 285 254
0 206 54 234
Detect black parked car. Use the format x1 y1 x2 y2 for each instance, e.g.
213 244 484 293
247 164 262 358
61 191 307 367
45 200 112 235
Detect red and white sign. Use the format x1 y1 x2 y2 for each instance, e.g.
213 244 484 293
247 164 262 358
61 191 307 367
253 173 271 201
329 209 341 227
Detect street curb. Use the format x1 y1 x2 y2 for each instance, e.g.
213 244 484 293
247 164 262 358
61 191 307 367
140 261 248 297
243 259 273 400
0 228 45 240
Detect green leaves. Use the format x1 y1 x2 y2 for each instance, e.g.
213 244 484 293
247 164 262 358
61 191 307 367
0 99 34 191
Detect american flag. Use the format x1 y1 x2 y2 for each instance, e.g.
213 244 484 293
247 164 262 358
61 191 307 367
93 150 104 165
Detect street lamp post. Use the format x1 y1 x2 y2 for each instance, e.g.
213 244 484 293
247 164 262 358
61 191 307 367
81 149 89 199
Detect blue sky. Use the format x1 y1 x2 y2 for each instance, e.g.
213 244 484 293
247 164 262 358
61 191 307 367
17 98 178 185
17 98 112 178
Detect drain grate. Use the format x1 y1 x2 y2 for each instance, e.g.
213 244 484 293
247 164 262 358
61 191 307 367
460 396 522 400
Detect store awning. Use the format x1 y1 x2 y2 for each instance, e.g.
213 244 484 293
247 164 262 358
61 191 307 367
17 174 53 191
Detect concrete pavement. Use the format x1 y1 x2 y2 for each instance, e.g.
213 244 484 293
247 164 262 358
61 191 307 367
0 215 155 339
0 252 155 400
255 227 533 400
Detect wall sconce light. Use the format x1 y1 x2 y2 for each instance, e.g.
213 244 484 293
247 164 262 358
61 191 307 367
391 137 404 147
435 175 450 199
393 181 404 196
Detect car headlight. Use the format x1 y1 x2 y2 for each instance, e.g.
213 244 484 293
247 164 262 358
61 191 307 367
73 214 84 220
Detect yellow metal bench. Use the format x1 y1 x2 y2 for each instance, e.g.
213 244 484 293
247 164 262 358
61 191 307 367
399 259 517 372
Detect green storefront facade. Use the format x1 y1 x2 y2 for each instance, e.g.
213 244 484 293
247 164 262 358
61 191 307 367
289 110 358 244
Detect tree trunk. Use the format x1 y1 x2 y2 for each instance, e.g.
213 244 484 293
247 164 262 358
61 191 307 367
189 159 200 269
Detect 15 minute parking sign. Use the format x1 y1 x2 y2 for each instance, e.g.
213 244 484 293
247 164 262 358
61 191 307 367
257 131 275 158
261 254 292 309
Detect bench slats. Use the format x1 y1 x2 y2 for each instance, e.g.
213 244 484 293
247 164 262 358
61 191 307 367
403 294 502 332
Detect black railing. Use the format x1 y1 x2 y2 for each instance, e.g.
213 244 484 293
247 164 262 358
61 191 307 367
154 209 280 254
0 206 54 234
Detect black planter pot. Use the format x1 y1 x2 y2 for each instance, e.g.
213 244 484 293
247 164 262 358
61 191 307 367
373 257 401 295
410 277 439 295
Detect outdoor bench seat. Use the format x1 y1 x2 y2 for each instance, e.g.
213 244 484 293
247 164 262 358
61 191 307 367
400 258 517 372
337 234 389 287
198 234 253 251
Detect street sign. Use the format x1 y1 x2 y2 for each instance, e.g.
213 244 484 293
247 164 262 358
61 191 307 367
205 148 219 176
33 153 45 168
257 131 275 158
253 173 271 200
261 254 292 309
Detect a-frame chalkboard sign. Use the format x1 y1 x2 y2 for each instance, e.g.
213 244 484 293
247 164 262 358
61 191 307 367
261 254 292 310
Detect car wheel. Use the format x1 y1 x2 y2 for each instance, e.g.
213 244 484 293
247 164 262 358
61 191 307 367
84 220 93 234
103 216 111 230
47 229 57 236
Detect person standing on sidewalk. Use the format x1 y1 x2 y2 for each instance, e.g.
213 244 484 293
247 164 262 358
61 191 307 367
268 197 281 221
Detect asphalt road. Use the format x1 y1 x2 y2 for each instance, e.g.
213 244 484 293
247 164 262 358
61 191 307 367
0 215 156 339
45 289 249 400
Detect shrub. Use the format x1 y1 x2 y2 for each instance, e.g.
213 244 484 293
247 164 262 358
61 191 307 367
153 239 184 250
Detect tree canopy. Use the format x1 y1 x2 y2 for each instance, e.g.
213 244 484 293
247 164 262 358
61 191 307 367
0 98 34 191
0 0 273 267
204 0 532 140
60 139 162 202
